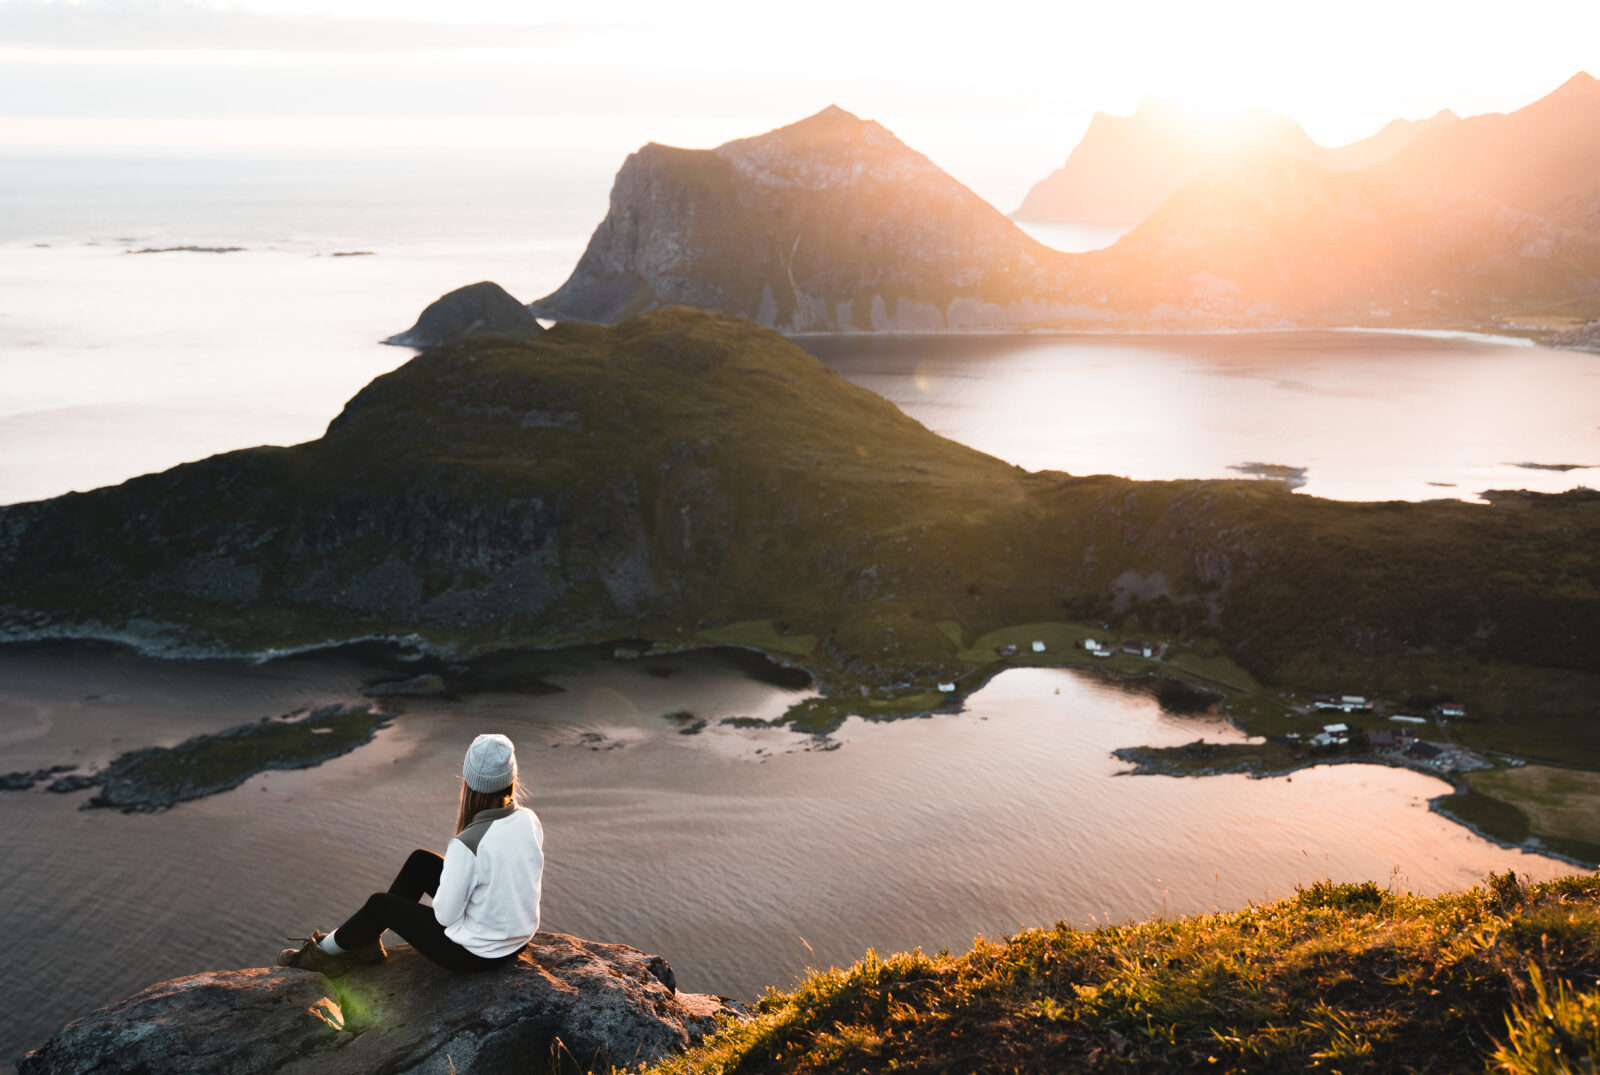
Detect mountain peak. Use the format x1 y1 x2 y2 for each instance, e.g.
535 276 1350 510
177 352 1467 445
813 104 860 121
1551 70 1598 99
718 104 888 158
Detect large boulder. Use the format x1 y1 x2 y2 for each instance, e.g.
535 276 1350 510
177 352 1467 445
19 933 743 1074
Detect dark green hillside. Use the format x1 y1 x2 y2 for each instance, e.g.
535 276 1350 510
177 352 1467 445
647 874 1600 1075
0 307 1595 761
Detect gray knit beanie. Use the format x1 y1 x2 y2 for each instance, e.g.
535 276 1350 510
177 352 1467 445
463 733 517 793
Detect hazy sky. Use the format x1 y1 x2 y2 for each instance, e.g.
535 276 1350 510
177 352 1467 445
2 0 1596 204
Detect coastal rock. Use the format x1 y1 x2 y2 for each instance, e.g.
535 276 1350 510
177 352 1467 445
364 672 449 697
49 705 392 811
19 933 743 1075
386 280 544 348
1551 318 1600 352
0 764 75 791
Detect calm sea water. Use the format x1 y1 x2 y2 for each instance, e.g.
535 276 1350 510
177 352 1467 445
1 151 1595 1067
799 331 1600 502
0 643 1578 1066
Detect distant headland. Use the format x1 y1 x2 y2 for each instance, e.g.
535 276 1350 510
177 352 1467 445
524 75 1600 341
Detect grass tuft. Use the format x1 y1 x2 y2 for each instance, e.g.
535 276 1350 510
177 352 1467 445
1492 963 1600 1075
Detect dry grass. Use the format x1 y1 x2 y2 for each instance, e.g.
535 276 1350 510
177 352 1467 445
644 875 1600 1075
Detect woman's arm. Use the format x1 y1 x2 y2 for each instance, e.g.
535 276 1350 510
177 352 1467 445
432 838 475 927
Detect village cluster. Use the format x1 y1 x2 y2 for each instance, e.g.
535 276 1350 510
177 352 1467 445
933 637 1164 694
935 635 1511 779
1292 695 1497 774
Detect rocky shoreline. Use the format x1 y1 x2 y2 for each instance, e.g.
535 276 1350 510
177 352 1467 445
1428 792 1599 871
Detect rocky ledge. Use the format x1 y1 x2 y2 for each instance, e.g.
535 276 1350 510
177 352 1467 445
20 932 743 1075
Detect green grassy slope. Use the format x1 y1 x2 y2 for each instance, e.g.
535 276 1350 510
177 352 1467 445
648 874 1600 1075
0 307 1595 760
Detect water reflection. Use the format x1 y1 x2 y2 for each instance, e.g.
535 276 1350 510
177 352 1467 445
800 331 1599 502
1 644 1579 1063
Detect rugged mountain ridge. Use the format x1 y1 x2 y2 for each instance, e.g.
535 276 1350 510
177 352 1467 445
531 80 1600 333
531 107 1091 332
1 308 1595 745
1098 154 1600 322
1012 98 1459 223
1380 71 1600 237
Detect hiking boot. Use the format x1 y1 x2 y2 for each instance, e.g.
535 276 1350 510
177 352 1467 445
278 930 350 977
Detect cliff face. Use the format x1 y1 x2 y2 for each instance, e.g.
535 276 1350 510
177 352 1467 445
1011 98 1459 224
19 934 740 1075
532 107 1086 332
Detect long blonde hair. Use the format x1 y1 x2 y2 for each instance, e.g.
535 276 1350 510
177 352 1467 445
454 778 524 834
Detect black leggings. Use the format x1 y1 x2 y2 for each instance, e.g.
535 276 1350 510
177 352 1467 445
332 849 520 972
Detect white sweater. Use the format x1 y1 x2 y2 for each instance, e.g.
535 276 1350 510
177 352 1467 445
434 804 544 958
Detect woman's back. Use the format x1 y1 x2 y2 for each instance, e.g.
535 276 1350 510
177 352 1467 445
439 804 545 958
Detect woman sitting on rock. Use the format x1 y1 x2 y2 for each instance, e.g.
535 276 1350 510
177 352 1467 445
279 733 544 976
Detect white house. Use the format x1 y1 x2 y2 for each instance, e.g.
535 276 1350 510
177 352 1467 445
1314 694 1372 713
1031 640 1046 653
937 682 956 693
